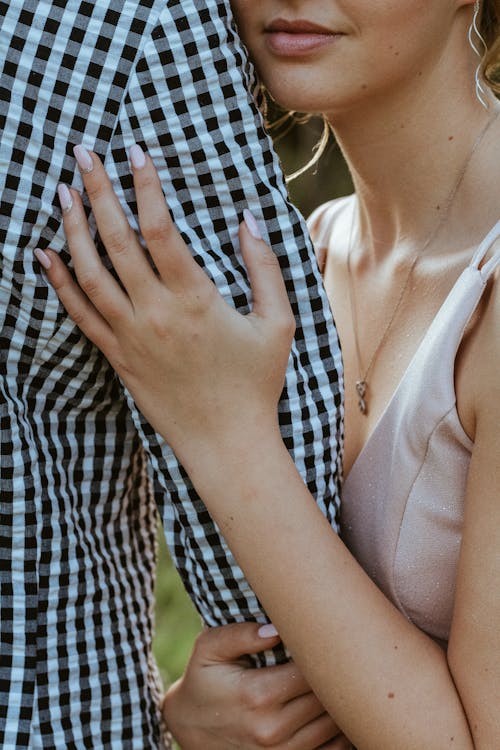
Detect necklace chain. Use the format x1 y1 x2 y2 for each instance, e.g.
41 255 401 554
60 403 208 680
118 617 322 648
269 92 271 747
346 110 499 415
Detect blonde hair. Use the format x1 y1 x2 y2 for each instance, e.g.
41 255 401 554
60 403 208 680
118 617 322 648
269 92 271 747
481 0 500 93
258 92 331 182
269 114 331 183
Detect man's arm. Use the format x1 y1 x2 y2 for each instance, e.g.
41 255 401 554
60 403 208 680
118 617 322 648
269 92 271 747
107 1 343 663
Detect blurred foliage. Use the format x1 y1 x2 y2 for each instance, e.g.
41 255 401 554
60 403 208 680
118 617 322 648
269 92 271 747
153 531 202 687
153 117 353 688
273 115 352 216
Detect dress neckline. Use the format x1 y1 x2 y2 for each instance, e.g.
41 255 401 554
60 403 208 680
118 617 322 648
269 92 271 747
342 215 500 486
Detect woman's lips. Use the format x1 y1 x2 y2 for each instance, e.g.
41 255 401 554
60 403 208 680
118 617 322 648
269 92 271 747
264 18 341 56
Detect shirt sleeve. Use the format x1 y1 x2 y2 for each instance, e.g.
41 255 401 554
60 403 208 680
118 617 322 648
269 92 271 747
107 0 343 665
0 0 343 680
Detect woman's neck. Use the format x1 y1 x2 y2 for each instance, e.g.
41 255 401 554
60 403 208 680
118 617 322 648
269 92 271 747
328 43 497 260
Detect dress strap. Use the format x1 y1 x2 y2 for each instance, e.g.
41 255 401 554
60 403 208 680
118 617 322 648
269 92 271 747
470 217 500 280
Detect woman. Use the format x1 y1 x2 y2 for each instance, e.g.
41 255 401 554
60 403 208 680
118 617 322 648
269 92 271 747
36 0 500 747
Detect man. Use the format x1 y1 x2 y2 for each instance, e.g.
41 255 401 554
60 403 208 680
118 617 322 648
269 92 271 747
0 0 342 746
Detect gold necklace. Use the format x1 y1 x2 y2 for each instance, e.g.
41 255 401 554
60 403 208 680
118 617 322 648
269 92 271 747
346 111 499 415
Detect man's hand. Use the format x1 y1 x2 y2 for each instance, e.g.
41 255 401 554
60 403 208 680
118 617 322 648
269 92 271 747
162 622 351 749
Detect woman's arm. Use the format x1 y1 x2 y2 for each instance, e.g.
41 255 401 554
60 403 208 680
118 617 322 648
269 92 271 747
447 283 500 748
40 150 499 749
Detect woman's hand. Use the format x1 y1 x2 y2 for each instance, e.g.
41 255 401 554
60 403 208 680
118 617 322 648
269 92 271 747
163 622 351 750
38 145 295 472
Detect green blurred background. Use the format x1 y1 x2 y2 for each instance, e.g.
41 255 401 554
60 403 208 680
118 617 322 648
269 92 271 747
153 116 352 687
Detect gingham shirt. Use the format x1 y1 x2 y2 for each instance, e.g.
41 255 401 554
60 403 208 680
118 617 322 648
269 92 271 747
0 1 344 747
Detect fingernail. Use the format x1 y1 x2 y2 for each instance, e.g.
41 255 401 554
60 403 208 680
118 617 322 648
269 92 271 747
73 144 94 173
129 143 146 170
243 208 262 240
258 624 279 639
34 248 52 270
57 183 73 213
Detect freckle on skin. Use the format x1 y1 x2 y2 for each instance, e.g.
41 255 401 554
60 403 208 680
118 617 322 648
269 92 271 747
387 692 395 699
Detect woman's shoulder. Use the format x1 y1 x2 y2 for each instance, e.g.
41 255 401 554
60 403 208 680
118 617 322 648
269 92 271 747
460 245 500 438
307 194 355 243
475 262 500 394
307 194 356 273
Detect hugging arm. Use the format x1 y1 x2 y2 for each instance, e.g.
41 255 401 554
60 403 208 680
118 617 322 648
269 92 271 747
163 622 350 749
41 151 499 750
44 150 350 750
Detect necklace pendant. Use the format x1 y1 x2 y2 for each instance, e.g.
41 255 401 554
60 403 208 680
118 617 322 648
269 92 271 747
356 380 368 415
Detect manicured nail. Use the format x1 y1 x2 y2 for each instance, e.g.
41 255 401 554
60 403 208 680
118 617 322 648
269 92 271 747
243 208 262 240
34 248 52 270
73 144 94 173
258 624 279 639
129 143 146 169
57 183 73 213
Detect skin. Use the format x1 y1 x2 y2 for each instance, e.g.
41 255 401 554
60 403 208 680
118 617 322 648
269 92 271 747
39 0 500 747
162 623 349 749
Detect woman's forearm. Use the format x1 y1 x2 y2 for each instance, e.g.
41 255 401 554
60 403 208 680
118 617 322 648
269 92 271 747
187 429 473 750
42 150 481 749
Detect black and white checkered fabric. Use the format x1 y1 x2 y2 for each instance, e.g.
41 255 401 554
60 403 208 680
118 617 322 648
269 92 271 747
0 1 343 747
